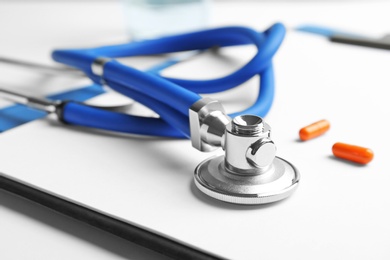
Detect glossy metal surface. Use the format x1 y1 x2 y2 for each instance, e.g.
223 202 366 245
0 57 84 76
189 97 231 152
225 115 274 174
91 57 112 77
194 155 299 204
194 114 299 204
0 87 134 114
0 87 60 113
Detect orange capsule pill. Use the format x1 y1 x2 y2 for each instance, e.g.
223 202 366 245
332 142 374 164
299 119 330 141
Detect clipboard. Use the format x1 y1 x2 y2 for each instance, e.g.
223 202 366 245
1 34 390 260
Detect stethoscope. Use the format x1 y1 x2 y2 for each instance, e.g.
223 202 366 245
0 22 300 205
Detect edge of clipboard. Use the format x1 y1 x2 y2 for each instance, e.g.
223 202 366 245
0 173 226 260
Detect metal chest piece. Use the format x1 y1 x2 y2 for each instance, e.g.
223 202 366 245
190 100 299 205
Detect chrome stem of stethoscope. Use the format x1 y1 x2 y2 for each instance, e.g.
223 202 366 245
189 98 300 204
0 87 132 114
0 87 60 113
0 57 84 77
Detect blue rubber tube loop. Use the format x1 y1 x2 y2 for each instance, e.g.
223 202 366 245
52 23 286 138
61 102 186 138
52 24 285 94
52 26 261 78
85 26 265 57
229 65 275 118
105 79 191 137
103 60 200 116
163 23 285 93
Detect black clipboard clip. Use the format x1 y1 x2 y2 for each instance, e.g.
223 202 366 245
330 33 390 50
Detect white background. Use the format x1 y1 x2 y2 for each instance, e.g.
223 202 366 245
1 1 390 260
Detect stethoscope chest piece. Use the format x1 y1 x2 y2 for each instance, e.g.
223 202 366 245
194 155 299 205
193 115 300 205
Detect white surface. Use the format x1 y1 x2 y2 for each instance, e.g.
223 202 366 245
1 1 390 260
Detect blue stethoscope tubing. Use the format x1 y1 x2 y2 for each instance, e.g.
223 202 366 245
52 23 286 138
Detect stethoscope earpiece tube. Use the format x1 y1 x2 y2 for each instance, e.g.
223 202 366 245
0 88 186 137
104 79 191 137
104 60 200 116
59 101 184 137
52 23 286 137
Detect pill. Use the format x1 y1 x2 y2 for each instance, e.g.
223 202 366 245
332 142 374 164
299 119 330 141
